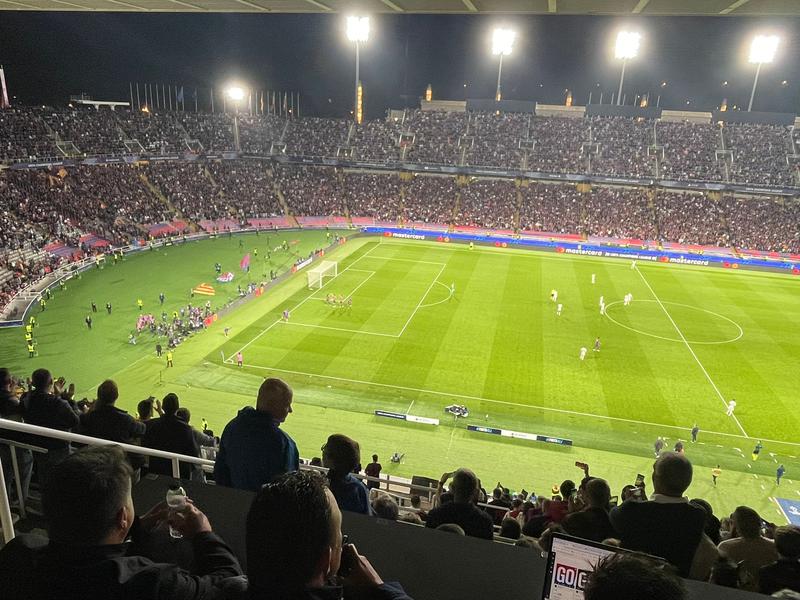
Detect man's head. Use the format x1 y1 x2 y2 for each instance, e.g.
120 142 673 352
371 454 378 463
162 393 179 416
652 452 693 497
176 407 191 423
410 494 421 509
584 552 686 600
774 525 800 559
731 506 763 539
256 378 293 423
500 517 521 540
31 368 52 393
96 380 119 407
450 468 480 504
137 398 154 421
0 368 11 391
559 480 576 499
585 478 612 509
321 434 360 476
372 494 399 521
43 446 134 546
246 470 342 594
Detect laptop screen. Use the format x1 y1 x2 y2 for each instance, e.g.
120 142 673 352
541 533 619 599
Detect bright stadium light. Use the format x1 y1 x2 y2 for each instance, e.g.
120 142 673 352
346 16 370 123
614 31 640 106
226 87 245 151
226 87 245 102
747 35 779 111
491 28 516 101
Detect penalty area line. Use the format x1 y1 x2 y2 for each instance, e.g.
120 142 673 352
235 362 799 446
634 265 749 438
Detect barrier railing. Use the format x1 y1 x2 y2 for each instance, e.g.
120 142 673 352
0 418 512 544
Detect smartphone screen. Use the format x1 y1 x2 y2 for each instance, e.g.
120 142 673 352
635 473 645 486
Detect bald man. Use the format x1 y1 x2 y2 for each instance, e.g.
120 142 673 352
609 452 716 579
214 378 299 491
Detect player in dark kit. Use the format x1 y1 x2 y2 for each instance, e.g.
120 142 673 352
85 315 93 330
105 302 112 314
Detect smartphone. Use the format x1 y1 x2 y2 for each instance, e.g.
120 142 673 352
634 473 645 486
608 495 619 508
337 536 356 577
575 461 589 472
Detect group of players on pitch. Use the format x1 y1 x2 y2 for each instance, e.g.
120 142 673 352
547 272 637 362
325 293 353 310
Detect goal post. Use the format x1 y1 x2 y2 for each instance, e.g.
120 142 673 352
307 261 338 290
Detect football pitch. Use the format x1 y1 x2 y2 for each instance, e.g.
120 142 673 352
2 230 799 521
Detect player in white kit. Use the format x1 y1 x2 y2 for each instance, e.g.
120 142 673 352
726 399 737 416
556 303 562 316
591 274 596 284
550 289 558 303
579 347 587 361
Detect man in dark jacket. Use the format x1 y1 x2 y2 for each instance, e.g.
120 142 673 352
0 445 242 600
214 378 298 491
425 469 494 540
246 470 413 600
322 434 371 515
610 452 709 577
562 478 616 543
759 525 800 595
21 368 81 485
142 393 198 479
0 368 33 505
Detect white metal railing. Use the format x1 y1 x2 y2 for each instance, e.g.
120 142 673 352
0 418 510 544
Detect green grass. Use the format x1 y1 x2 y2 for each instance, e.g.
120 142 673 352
2 231 799 523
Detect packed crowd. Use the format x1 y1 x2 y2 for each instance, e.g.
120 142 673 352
273 165 344 216
2 106 799 187
582 187 657 240
402 175 458 224
1 371 798 599
342 172 402 222
455 178 518 230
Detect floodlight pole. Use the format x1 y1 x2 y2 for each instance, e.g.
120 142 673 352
748 62 762 112
495 54 504 101
353 41 360 123
617 59 627 106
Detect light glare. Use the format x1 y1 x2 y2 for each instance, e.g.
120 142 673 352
346 16 370 43
749 35 779 64
227 87 245 101
492 28 516 56
615 31 641 60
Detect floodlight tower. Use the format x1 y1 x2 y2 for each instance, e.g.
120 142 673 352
226 86 245 152
492 28 515 102
748 35 779 112
614 31 640 106
346 16 370 123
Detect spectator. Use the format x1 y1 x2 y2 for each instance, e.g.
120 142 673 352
709 557 742 589
21 368 81 486
142 392 198 479
610 452 717 578
137 396 162 422
562 478 616 543
499 517 521 540
245 470 413 599
425 469 493 540
583 552 687 600
0 368 33 508
176 407 215 450
322 434 371 515
214 377 299 491
364 454 382 490
372 493 399 521
487 484 512 526
79 379 146 476
0 445 242 599
760 525 800 595
718 506 780 591
410 494 427 521
690 498 722 545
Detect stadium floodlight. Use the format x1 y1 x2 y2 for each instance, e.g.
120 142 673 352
226 87 245 151
491 28 516 101
747 35 779 111
346 16 370 123
614 31 640 106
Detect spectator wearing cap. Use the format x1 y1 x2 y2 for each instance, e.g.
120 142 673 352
718 506 780 592
214 378 298 491
425 469 494 540
322 434 371 515
141 392 198 479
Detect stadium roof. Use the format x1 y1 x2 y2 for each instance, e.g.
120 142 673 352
1 0 798 14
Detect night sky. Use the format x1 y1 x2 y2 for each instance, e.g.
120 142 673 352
0 12 798 119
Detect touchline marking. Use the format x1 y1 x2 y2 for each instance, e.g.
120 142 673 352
368 255 446 267
235 362 800 447
405 400 415 415
634 265 749 438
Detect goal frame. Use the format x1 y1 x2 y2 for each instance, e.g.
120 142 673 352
307 261 338 290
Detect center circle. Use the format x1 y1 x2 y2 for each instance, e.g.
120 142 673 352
604 300 744 345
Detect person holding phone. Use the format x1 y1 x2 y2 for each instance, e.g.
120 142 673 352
246 470 414 599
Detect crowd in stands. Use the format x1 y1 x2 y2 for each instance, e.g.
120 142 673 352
725 124 795 187
589 116 656 178
342 172 401 222
402 176 457 224
583 187 657 240
526 116 589 174
273 165 343 216
657 121 721 181
455 179 517 230
1 371 799 599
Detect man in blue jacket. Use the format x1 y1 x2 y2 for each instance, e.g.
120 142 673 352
213 377 299 491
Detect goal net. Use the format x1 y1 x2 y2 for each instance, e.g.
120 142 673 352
307 261 338 289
